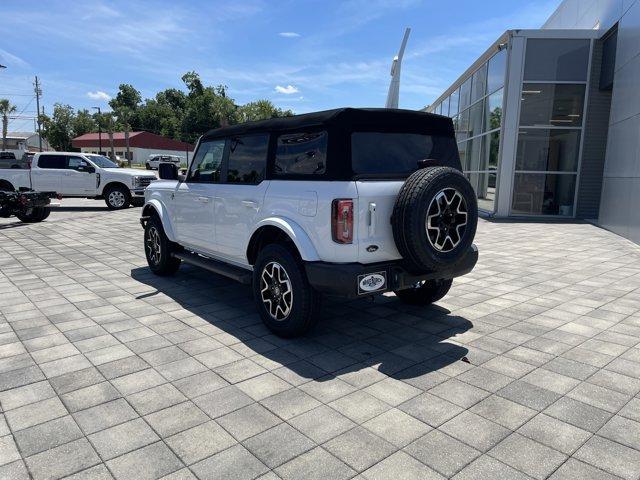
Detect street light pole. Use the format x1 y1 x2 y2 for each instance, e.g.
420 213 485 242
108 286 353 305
92 106 102 154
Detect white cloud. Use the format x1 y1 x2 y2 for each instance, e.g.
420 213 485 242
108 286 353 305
275 85 299 94
87 90 111 101
279 32 301 38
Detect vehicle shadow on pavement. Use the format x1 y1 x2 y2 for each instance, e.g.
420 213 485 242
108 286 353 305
130 265 472 384
0 221 28 230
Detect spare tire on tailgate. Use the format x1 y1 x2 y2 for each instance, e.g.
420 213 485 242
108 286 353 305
392 166 477 272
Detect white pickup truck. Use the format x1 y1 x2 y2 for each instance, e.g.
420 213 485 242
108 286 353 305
0 152 157 209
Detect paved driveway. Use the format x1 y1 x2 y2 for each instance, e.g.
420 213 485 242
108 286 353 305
1 199 640 480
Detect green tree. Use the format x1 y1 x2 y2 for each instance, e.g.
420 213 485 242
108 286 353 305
41 104 76 151
0 99 17 151
237 100 293 123
73 109 96 137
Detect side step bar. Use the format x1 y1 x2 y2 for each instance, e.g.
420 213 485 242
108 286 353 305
172 251 253 284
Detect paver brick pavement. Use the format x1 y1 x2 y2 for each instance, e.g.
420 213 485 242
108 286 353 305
0 199 639 479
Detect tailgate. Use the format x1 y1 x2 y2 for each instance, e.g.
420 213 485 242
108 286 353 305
355 180 404 263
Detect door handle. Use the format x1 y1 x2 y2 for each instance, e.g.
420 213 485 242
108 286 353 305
197 196 210 203
242 200 258 209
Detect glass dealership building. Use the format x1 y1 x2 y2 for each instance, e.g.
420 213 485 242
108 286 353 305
426 0 640 245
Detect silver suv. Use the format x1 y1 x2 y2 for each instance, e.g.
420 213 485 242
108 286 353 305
141 108 478 337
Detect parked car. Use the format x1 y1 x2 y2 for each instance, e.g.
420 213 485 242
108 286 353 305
0 152 156 209
0 151 28 169
146 155 183 170
141 108 478 337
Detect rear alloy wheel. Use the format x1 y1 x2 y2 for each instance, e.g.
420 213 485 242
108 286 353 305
260 262 294 321
253 244 319 337
394 278 453 305
104 186 131 210
144 215 181 275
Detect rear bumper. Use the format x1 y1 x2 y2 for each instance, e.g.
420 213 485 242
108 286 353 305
304 245 478 299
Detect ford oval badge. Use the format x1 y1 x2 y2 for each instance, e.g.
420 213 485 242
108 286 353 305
357 272 387 294
366 245 379 252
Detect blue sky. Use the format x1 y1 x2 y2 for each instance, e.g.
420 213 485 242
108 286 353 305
0 0 561 132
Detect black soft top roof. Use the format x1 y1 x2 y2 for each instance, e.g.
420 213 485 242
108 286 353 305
202 107 454 140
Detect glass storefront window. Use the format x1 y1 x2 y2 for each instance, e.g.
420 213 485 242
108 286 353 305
449 89 459 117
488 131 500 169
458 141 468 171
458 108 470 139
468 100 484 138
442 97 450 116
520 83 585 127
476 171 497 211
515 129 581 172
524 38 590 81
487 49 507 94
471 63 487 103
511 173 576 216
468 134 484 172
487 89 503 130
459 77 472 110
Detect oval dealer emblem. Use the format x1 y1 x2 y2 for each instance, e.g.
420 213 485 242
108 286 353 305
359 273 386 292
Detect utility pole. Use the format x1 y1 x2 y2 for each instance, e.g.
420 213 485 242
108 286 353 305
92 106 102 154
34 76 42 151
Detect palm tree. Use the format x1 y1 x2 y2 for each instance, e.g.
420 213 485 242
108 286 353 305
0 99 17 151
115 107 132 167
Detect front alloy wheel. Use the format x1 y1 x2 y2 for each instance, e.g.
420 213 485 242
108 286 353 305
260 261 293 321
426 188 468 253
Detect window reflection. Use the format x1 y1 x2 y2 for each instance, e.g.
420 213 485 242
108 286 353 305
512 173 576 216
487 49 507 94
516 129 581 172
524 39 590 82
520 83 585 127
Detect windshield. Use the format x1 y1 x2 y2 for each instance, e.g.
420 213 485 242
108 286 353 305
351 132 460 176
87 155 119 168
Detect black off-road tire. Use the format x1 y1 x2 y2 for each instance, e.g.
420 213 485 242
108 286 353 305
392 166 477 273
144 215 181 276
104 185 131 210
394 279 453 305
16 207 50 223
253 244 319 338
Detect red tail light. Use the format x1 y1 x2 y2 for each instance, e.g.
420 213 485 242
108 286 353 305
332 199 353 244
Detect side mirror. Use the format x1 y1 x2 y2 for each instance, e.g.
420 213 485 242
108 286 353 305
159 163 179 180
78 164 95 173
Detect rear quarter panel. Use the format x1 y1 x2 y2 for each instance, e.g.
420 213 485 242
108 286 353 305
262 180 359 263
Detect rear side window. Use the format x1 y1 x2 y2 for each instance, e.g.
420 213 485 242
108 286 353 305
38 155 66 169
189 140 225 182
226 134 269 184
351 132 460 176
274 131 327 176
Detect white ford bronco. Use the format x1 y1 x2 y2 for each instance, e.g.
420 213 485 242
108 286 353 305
0 152 157 209
141 108 478 337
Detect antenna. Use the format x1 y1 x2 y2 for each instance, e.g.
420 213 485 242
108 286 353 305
385 27 411 109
